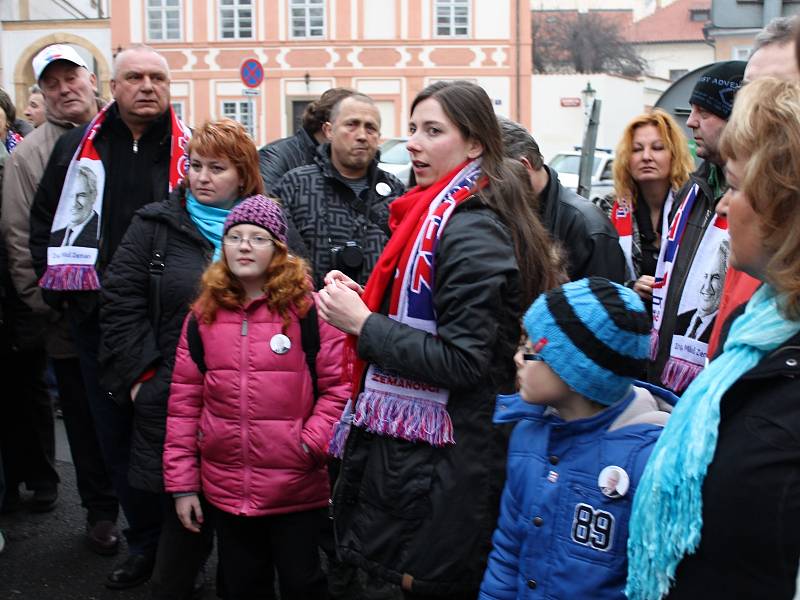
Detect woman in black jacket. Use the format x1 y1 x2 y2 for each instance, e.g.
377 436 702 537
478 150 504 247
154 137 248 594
318 81 560 599
627 78 800 600
99 119 263 599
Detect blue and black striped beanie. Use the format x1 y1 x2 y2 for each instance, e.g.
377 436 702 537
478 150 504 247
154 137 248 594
522 277 651 406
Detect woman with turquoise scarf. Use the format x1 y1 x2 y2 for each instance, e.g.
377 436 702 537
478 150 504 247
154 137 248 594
626 78 800 600
97 119 263 599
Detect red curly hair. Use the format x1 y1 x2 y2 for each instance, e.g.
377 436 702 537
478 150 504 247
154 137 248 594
193 239 313 332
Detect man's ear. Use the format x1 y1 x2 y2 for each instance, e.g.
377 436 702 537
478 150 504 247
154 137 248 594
322 121 333 141
519 156 534 171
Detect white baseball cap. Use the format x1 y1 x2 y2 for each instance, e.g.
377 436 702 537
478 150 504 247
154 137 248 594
32 44 89 81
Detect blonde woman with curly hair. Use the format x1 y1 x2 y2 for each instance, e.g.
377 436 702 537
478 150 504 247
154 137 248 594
164 195 349 600
627 77 800 600
597 109 694 303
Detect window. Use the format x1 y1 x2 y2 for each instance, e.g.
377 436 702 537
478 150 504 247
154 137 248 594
147 0 181 41
171 101 185 122
220 0 253 39
669 68 689 81
732 46 751 60
222 100 255 138
435 0 469 37
690 9 710 21
290 0 325 38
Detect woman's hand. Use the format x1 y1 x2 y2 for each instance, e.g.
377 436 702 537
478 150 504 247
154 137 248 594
175 494 203 533
318 280 372 335
130 382 142 403
323 270 364 295
633 275 655 301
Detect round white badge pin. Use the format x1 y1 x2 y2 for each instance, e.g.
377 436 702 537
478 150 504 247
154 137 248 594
375 182 392 197
270 334 291 355
597 465 630 499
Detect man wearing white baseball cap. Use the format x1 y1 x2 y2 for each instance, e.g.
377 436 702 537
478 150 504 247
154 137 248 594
0 43 119 557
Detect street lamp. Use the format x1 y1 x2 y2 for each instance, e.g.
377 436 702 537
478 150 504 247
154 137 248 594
581 81 596 112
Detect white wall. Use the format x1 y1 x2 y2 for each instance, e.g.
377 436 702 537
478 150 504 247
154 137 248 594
363 0 396 40
475 0 509 39
637 42 715 81
530 0 678 21
531 73 657 161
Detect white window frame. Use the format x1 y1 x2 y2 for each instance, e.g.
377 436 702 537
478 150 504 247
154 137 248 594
221 100 256 139
434 0 470 38
289 0 326 39
219 0 254 39
146 0 182 41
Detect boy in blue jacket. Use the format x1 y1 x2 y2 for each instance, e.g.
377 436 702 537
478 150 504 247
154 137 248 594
480 277 676 600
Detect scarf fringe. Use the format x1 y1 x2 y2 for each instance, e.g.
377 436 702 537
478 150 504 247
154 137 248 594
327 399 353 459
649 329 660 361
353 390 455 447
39 264 100 291
660 356 702 394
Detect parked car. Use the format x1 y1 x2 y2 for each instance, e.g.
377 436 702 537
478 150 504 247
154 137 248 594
378 137 411 187
548 149 615 201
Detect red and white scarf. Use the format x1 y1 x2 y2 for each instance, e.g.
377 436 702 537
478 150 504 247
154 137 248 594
39 102 190 291
328 160 483 456
610 192 674 282
651 184 729 392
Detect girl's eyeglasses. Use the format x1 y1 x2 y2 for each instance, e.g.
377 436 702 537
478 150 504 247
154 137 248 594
222 233 274 248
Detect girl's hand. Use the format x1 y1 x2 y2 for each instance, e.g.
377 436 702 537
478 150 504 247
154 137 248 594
633 275 655 301
175 494 203 533
318 280 372 335
323 270 364 295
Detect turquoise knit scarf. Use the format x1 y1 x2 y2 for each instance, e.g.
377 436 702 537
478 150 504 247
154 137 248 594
185 192 237 260
627 284 800 599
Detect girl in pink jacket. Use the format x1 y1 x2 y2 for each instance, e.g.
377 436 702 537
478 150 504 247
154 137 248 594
163 195 349 599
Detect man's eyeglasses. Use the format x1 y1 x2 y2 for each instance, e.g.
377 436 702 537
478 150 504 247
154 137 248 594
222 233 275 248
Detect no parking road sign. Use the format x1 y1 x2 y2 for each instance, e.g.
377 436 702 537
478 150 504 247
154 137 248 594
240 58 264 89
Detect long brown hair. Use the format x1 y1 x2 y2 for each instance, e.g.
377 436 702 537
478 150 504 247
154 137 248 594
410 81 559 303
193 239 313 331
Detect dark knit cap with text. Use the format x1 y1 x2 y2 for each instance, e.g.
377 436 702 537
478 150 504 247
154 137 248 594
223 195 288 244
689 60 746 120
522 277 651 406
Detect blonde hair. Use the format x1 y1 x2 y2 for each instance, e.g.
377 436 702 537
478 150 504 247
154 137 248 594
719 77 800 319
613 109 694 204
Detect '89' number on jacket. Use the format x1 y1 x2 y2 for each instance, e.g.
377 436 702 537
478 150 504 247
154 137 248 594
570 503 614 552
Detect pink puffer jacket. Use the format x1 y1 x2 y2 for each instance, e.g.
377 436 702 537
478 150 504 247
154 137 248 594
163 294 349 517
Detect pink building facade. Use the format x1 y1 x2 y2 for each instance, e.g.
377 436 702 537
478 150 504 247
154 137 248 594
110 0 531 145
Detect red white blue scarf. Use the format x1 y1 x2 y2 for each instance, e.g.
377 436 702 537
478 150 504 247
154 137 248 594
651 183 729 392
328 160 482 456
4 130 23 154
39 102 190 291
610 192 674 282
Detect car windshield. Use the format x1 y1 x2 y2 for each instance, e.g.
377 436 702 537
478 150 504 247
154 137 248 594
380 141 409 165
550 154 601 176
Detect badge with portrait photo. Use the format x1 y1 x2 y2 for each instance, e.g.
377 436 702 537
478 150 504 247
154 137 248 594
597 465 630 499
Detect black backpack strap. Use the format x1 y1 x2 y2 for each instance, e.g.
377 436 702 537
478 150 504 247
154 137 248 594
186 313 207 375
300 300 321 401
148 221 168 333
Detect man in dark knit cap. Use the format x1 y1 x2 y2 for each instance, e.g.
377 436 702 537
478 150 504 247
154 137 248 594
646 60 745 394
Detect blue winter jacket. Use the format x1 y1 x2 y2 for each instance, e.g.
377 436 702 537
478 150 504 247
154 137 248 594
479 383 675 600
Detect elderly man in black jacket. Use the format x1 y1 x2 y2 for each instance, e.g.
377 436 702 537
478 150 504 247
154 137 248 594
500 117 626 283
259 87 354 194
29 44 182 591
273 93 404 289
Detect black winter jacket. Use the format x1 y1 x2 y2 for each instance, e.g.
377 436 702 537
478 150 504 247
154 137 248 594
98 190 213 492
258 127 318 194
272 144 404 288
30 105 172 319
668 323 800 599
540 166 625 283
646 160 722 388
333 196 522 597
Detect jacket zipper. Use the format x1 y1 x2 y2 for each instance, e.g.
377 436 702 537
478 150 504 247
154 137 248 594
239 312 251 514
132 139 138 154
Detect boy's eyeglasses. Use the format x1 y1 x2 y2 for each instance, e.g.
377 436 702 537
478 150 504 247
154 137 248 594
522 352 544 362
223 233 274 248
